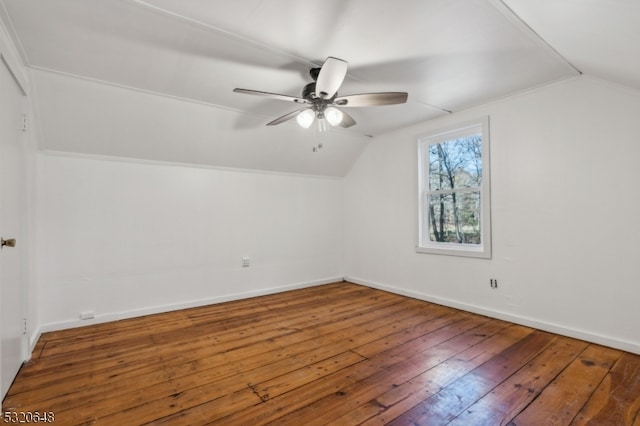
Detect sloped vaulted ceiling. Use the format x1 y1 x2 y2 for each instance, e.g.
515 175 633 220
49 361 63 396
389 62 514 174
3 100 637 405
4 0 633 176
503 0 640 92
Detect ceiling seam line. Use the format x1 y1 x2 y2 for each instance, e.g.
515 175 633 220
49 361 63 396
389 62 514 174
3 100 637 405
0 0 31 66
28 64 260 115
491 0 582 75
40 150 347 181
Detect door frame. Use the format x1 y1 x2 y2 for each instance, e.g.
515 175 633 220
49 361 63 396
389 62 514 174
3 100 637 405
0 51 29 397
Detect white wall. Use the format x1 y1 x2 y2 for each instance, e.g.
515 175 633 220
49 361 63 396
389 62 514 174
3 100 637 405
37 153 344 330
344 76 640 354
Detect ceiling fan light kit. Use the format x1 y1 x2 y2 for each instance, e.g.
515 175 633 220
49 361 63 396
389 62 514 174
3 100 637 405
234 57 408 130
296 109 315 128
324 107 344 127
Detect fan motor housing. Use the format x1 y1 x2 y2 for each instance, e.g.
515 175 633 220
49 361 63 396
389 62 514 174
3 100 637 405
302 82 338 111
302 82 316 100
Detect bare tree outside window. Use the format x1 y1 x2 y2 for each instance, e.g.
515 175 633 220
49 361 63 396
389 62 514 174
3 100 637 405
428 135 482 244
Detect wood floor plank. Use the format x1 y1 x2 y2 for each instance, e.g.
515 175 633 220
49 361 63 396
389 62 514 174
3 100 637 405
272 317 510 426
208 315 493 425
352 324 534 426
8 286 399 397
27 283 374 365
159 312 476 424
3 282 639 426
35 282 360 350
86 351 367 425
448 336 589 425
508 344 622 425
571 352 640 426
387 330 557 425
8 289 427 420
5 293 407 410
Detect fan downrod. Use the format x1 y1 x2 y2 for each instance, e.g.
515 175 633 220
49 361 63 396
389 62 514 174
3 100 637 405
309 67 321 81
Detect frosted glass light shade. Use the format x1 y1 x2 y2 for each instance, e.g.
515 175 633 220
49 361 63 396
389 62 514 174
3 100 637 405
296 109 315 128
325 107 343 126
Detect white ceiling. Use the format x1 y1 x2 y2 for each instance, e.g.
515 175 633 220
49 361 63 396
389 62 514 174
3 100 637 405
1 0 637 176
503 0 640 92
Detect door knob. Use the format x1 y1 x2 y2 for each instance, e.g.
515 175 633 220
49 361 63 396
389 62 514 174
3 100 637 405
1 238 16 248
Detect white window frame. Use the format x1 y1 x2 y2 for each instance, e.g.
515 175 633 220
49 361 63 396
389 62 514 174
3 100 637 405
417 116 491 258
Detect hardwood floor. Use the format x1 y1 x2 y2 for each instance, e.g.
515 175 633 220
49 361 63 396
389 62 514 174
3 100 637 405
3 282 639 425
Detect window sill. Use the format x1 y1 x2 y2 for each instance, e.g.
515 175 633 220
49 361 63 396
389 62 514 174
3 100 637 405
416 244 491 259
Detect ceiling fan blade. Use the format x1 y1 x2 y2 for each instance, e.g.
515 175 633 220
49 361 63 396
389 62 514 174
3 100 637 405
339 110 356 128
266 108 310 126
315 57 348 99
334 92 408 107
233 88 309 104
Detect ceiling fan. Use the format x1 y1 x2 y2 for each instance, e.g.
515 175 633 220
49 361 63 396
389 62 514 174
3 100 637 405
233 57 408 129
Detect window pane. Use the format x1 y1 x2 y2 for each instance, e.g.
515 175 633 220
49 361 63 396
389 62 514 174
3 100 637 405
428 135 482 191
428 191 481 244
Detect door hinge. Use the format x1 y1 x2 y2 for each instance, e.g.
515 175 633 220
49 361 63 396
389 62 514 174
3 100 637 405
23 318 27 334
22 114 27 132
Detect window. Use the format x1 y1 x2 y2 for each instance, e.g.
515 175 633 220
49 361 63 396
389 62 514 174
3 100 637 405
417 117 491 258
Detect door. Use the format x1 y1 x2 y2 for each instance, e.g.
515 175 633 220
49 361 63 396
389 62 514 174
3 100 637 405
0 55 26 399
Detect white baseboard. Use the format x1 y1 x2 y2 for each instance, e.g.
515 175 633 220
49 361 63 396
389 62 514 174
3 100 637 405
346 276 640 355
28 329 41 353
39 276 345 334
23 328 42 362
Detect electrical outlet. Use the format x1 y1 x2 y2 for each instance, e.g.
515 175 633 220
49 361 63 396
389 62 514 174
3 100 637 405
80 310 95 320
490 278 498 289
242 257 250 267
